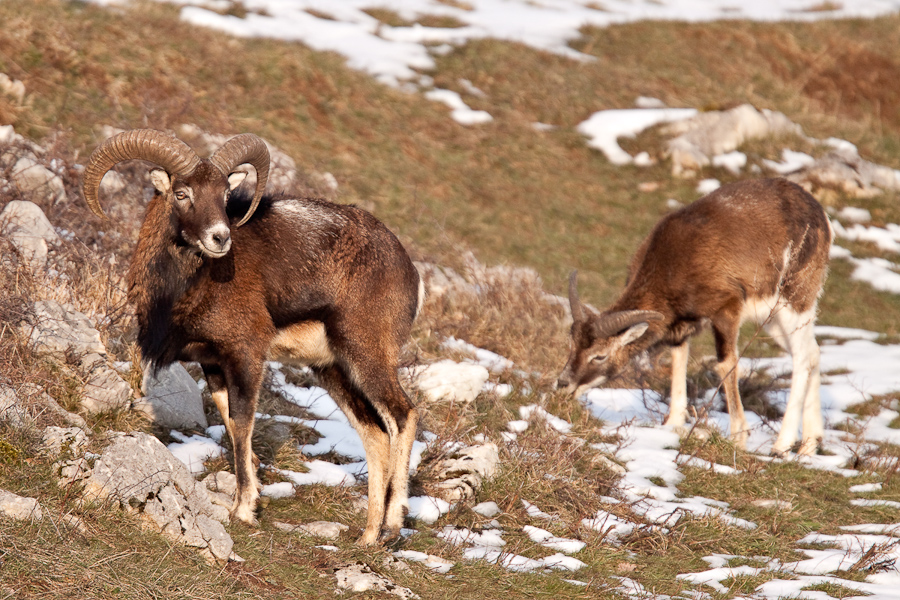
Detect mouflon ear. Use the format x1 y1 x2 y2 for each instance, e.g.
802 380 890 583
227 171 248 190
149 169 172 194
617 322 650 346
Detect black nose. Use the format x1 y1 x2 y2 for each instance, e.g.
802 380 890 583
211 231 229 247
555 378 568 390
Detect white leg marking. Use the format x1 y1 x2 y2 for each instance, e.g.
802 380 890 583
664 341 690 428
765 305 821 455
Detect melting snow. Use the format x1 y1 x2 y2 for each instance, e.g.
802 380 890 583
105 3 900 590
167 431 225 475
408 496 452 524
576 108 698 165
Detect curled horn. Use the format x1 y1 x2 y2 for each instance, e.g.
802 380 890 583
209 133 270 227
568 270 584 323
596 310 664 338
82 129 201 219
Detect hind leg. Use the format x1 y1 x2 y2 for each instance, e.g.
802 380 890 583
765 306 822 455
379 379 418 539
321 354 417 544
315 365 396 546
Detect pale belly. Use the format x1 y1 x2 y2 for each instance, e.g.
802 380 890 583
268 320 335 367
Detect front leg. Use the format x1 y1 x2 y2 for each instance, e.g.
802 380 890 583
220 353 265 525
202 363 262 469
663 341 690 427
712 316 749 449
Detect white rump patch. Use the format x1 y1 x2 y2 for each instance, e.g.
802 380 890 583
740 295 781 325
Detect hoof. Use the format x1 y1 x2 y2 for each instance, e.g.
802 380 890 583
663 414 686 428
356 529 380 547
797 438 819 456
230 504 259 527
378 527 402 547
769 447 789 459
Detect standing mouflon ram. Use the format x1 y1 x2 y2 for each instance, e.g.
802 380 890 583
558 178 832 455
82 129 423 545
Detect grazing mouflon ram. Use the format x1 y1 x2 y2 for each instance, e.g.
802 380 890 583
82 129 423 545
558 178 832 455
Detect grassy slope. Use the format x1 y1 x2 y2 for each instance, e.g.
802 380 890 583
3 1 900 598
3 1 900 328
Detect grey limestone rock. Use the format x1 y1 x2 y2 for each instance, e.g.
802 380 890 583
272 520 349 540
9 156 66 204
0 385 29 427
334 563 419 599
1 384 88 431
432 443 500 502
41 426 89 458
0 200 60 269
76 432 235 561
79 353 132 415
0 489 42 521
203 471 237 496
664 104 801 177
135 362 207 430
23 300 106 360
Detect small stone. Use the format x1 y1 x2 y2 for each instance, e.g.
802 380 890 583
41 426 89 458
98 170 127 195
0 386 29 427
432 444 499 502
80 361 132 415
56 457 92 487
751 499 792 512
207 490 233 509
0 489 42 521
196 513 233 560
334 563 419 599
0 73 25 103
203 471 237 496
298 521 349 540
273 520 349 540
61 513 88 534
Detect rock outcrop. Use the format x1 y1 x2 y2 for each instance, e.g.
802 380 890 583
664 104 801 177
0 200 61 269
61 432 235 563
432 443 500 501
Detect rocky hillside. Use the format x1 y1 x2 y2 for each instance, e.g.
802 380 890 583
3 115 900 599
3 1 900 598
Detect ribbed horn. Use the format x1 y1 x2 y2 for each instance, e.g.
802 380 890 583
82 129 201 219
209 133 270 227
568 270 584 323
596 310 664 338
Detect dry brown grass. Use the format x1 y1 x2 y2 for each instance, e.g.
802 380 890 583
3 3 900 598
413 260 571 375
